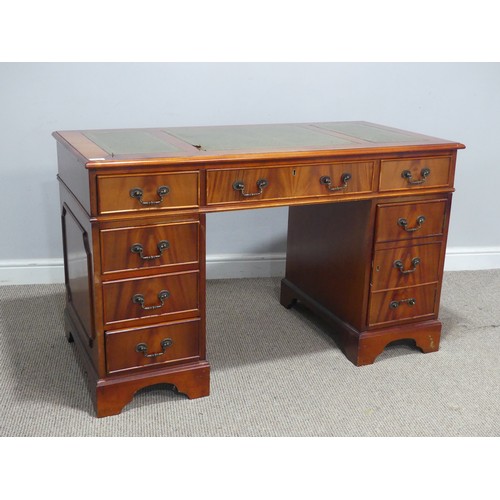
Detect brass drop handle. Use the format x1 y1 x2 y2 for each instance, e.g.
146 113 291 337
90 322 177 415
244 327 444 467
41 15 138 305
389 298 416 309
393 257 421 274
320 173 352 192
398 215 426 232
402 168 431 185
136 338 173 358
129 185 170 205
132 290 170 310
233 179 269 197
130 240 170 260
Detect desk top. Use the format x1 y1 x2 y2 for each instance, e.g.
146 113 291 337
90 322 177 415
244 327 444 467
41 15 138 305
53 121 465 168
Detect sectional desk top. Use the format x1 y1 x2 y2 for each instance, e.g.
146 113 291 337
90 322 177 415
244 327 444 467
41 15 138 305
54 121 465 417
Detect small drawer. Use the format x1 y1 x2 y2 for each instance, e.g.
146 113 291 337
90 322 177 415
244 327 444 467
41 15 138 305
371 242 442 291
368 284 437 326
102 271 199 325
100 221 199 275
105 319 200 374
379 156 452 192
206 161 374 205
375 199 447 243
97 171 199 214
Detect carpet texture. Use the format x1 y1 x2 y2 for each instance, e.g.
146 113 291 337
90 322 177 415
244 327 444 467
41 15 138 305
0 270 498 436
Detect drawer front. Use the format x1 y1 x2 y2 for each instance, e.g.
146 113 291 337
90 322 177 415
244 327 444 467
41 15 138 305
100 221 199 275
380 156 452 192
371 242 442 291
103 271 199 324
368 284 437 326
206 166 294 205
375 199 447 243
105 319 200 374
97 172 199 214
206 161 374 205
297 161 375 198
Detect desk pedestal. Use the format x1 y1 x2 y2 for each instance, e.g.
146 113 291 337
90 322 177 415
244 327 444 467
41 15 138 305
281 198 449 365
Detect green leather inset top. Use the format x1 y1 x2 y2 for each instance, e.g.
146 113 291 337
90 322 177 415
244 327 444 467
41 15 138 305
84 130 182 155
165 124 351 151
317 122 418 143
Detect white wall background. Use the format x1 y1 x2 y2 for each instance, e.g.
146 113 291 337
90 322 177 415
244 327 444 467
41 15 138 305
1 62 499 283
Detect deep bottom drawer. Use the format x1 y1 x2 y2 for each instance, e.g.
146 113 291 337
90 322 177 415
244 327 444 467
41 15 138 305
368 284 437 326
105 319 200 374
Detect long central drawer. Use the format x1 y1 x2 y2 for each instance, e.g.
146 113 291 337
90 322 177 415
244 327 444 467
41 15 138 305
206 161 375 205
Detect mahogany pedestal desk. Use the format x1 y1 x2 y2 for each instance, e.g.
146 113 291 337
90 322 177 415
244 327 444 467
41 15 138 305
54 122 465 417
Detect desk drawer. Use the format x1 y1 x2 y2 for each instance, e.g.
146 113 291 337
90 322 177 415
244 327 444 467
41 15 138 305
100 221 199 275
103 271 199 325
368 284 437 326
206 161 374 205
97 171 199 214
371 242 442 291
375 199 447 243
380 156 452 192
105 319 200 374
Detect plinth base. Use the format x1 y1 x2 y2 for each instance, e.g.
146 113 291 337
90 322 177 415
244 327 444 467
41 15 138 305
280 278 441 366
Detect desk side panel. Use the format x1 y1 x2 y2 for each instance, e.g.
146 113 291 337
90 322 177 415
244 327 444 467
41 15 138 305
59 182 103 377
284 200 375 330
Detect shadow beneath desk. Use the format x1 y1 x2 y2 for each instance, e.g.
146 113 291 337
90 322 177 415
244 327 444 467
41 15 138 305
0 284 94 415
206 278 344 371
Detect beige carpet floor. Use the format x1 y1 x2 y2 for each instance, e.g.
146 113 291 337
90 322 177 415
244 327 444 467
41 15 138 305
0 270 498 436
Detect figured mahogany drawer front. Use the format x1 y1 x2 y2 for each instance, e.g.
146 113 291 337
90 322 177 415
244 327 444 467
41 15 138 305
105 319 200 374
368 284 437 326
379 156 452 192
100 221 199 275
371 242 442 291
102 271 199 325
375 199 447 243
97 171 199 214
206 161 374 205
